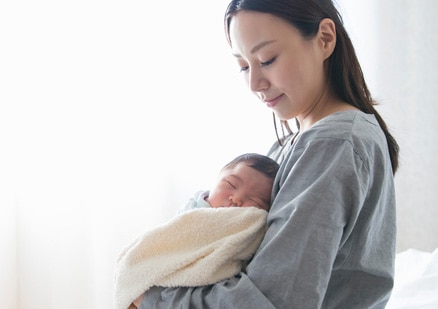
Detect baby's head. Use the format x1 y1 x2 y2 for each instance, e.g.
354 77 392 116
206 153 279 211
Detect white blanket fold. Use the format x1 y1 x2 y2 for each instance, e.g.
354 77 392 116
113 207 267 309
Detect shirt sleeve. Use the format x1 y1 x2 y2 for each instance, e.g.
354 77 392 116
139 137 379 308
248 137 371 307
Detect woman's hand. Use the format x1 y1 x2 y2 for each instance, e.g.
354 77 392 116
130 294 143 309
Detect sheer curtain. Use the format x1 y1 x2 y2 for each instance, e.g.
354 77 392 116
341 0 438 252
1 1 272 308
373 0 438 253
1 0 437 308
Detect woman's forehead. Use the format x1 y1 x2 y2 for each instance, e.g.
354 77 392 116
229 11 298 55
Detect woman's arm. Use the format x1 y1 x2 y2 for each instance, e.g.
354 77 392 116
140 136 379 308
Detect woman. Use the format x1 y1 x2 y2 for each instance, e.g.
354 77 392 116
139 0 399 308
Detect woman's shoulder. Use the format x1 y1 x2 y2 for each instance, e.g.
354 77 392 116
268 110 388 165
295 110 390 170
304 110 386 147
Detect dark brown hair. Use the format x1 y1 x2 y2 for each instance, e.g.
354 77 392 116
224 0 399 173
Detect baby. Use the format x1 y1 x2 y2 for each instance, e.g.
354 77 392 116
114 153 279 309
178 152 279 213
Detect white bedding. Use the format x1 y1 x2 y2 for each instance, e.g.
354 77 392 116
386 248 438 309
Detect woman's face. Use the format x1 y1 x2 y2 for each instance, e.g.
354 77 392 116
229 11 329 121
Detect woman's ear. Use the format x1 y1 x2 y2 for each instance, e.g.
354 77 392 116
318 18 336 60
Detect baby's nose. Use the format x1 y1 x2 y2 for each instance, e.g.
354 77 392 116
229 195 243 207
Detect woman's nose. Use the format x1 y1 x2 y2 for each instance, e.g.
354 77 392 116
248 67 269 92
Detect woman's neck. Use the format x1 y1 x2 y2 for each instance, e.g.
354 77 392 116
296 92 357 132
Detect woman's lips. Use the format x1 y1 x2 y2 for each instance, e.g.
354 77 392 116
264 94 283 108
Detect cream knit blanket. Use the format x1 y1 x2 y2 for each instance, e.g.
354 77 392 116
113 207 267 309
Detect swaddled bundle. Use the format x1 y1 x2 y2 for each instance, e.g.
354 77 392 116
113 206 267 309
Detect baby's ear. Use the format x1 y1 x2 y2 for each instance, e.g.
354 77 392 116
318 18 336 60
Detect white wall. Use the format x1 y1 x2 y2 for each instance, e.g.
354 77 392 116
0 1 273 308
341 0 438 252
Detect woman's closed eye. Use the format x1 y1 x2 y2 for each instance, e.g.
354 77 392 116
239 65 249 73
261 57 276 67
238 57 276 73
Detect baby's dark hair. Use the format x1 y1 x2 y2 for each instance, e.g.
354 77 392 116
222 153 279 181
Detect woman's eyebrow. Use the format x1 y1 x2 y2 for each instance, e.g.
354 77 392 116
232 40 276 58
250 40 276 54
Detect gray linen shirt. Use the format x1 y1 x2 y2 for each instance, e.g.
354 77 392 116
141 110 396 309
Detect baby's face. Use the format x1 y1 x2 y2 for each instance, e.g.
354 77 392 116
206 162 273 211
